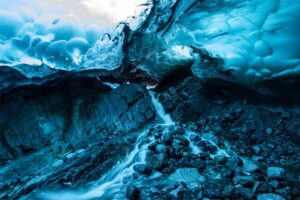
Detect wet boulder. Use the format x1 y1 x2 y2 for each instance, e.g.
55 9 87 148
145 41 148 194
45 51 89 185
233 175 256 188
257 193 285 200
243 160 259 174
133 164 152 175
146 153 166 171
126 186 140 200
267 167 286 179
168 168 206 183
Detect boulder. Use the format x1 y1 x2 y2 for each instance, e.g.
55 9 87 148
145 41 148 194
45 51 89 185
267 167 286 179
168 168 205 183
257 193 285 200
233 176 256 188
226 155 243 169
133 164 152 175
155 144 167 154
126 186 140 200
168 185 186 199
243 160 259 174
146 153 166 170
213 154 228 164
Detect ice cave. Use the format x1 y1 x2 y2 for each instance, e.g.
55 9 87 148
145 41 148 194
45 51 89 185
0 0 299 199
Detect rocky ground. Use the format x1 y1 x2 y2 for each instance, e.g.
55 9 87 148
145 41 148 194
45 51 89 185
0 75 299 200
125 122 300 200
123 76 300 200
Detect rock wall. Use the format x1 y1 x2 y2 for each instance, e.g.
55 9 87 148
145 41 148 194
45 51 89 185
158 76 300 170
0 78 155 163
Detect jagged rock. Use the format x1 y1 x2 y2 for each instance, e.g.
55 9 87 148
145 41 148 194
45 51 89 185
155 144 167 154
267 167 286 179
148 143 157 151
189 134 200 142
205 142 217 154
168 184 186 199
171 127 185 136
227 185 254 199
233 176 256 188
252 145 262 155
126 186 140 200
0 81 155 162
213 154 228 164
168 168 205 183
257 193 285 200
269 180 280 189
173 136 189 146
276 187 291 199
243 160 259 174
257 182 275 193
198 152 210 160
220 168 234 180
139 187 161 200
146 153 166 171
226 155 243 169
172 139 186 150
202 187 224 199
0 81 156 198
133 164 152 175
190 158 205 170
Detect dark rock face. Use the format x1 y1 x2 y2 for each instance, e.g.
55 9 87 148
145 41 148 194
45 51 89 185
158 76 300 170
126 186 140 200
0 78 156 198
0 78 155 162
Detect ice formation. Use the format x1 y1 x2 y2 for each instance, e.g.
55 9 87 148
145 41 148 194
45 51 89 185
1 0 300 90
0 7 100 69
139 0 300 80
82 0 300 82
159 0 300 81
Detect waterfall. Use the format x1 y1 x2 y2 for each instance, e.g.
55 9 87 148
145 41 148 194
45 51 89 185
149 91 174 125
39 90 174 200
36 89 230 200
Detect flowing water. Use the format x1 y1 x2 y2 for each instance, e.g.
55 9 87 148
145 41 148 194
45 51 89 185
39 89 236 200
39 90 235 200
43 131 151 200
39 90 173 200
149 91 174 125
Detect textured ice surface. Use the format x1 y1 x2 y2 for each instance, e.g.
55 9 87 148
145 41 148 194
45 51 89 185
1 0 300 90
0 0 144 77
138 0 300 81
0 9 100 69
162 0 300 81
84 0 300 82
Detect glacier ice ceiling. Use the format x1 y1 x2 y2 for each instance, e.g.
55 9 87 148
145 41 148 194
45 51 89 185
0 0 144 78
1 0 300 200
1 0 300 92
